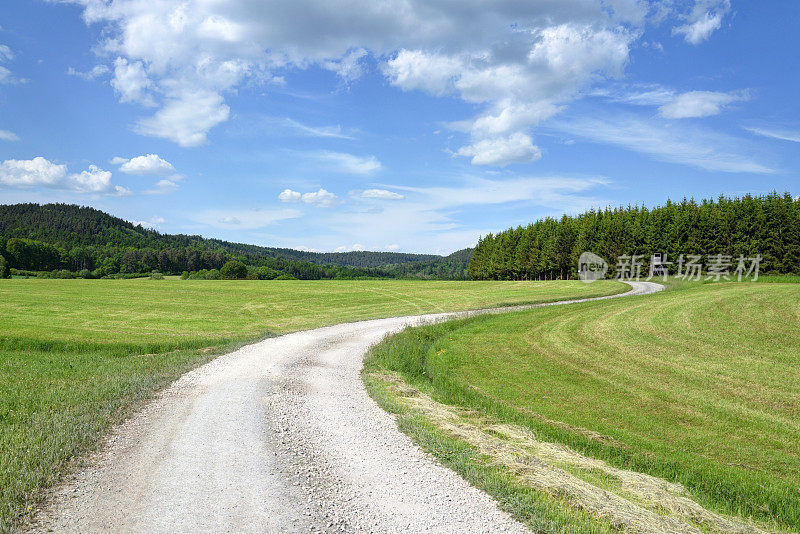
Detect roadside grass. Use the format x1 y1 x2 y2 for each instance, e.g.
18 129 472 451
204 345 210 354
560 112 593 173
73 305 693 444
363 281 800 532
364 372 620 534
0 278 625 532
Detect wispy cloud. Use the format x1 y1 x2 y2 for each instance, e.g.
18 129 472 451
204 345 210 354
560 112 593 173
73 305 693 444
552 113 775 174
353 189 405 200
0 129 19 142
194 207 302 230
744 126 800 144
311 174 611 253
659 90 748 119
282 118 356 140
305 151 382 175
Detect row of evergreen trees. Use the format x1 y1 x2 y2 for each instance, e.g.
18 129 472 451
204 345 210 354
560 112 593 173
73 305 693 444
468 193 800 280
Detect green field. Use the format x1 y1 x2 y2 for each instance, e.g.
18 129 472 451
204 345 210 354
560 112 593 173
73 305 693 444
365 281 800 532
0 278 625 531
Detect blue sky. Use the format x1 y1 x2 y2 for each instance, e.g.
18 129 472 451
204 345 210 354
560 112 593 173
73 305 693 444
0 1 797 254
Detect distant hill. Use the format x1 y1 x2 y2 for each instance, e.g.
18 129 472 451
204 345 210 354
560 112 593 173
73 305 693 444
0 203 471 279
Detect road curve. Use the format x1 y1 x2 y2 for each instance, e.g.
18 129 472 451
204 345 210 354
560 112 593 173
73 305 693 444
29 281 663 533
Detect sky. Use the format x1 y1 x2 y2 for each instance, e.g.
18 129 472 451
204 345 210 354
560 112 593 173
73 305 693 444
0 1 798 254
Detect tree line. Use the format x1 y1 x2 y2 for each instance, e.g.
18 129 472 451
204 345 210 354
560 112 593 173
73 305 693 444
469 192 800 280
0 203 470 280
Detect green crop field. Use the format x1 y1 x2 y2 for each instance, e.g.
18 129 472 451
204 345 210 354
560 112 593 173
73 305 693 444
365 281 800 533
0 277 625 531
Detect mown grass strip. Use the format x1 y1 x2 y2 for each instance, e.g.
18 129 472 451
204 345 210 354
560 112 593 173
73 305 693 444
363 281 800 532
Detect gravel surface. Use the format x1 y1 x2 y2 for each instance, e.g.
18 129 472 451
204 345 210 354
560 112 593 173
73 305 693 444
28 281 662 533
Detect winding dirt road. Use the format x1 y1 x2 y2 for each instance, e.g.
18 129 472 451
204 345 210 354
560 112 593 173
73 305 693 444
29 281 663 533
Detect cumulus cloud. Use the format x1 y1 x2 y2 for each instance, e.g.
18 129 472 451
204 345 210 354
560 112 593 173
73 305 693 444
279 187 338 207
659 90 747 119
57 0 647 160
672 0 730 45
279 188 302 202
135 89 230 146
301 188 337 207
0 157 129 194
111 57 155 106
323 48 368 81
384 50 462 96
114 153 177 175
357 188 404 200
0 129 19 141
456 133 542 166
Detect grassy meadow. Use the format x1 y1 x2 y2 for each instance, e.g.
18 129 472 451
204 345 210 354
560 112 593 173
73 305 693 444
365 281 800 532
0 277 626 531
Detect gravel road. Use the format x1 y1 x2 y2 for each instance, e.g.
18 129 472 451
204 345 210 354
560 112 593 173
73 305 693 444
29 281 663 533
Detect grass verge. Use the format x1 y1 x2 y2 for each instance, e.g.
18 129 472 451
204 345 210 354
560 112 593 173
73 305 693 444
363 281 799 532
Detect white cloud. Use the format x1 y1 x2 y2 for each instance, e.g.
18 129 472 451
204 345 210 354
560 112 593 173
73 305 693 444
553 113 775 174
385 243 400 251
672 0 730 45
592 83 676 106
358 188 404 200
309 151 381 175
282 118 354 139
279 188 302 202
0 129 19 141
384 50 462 96
317 174 610 253
323 48 368 81
129 216 166 229
58 0 645 156
659 90 747 119
115 153 177 175
334 243 364 252
279 187 338 207
144 179 179 195
195 207 302 229
111 57 155 106
134 89 230 147
67 64 110 80
0 157 66 188
0 66 12 85
278 189 302 202
456 133 542 166
301 188 337 207
0 157 128 194
744 127 800 144
0 45 13 62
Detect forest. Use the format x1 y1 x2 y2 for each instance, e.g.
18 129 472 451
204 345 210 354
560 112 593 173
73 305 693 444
468 192 800 280
0 203 470 279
